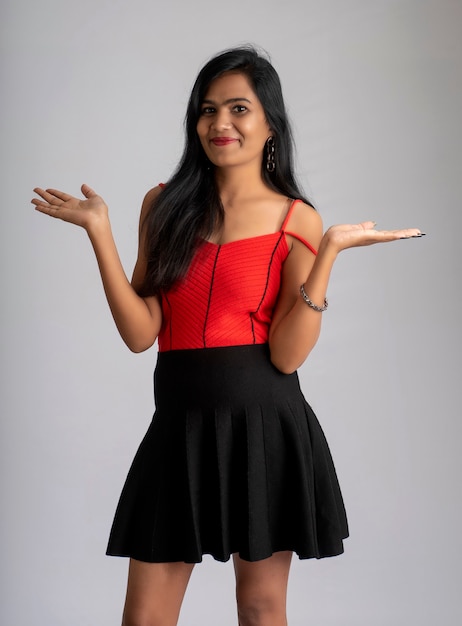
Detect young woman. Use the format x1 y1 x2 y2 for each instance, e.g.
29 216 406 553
32 47 423 626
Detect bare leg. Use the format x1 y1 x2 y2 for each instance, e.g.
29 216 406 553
121 558 195 626
233 551 293 626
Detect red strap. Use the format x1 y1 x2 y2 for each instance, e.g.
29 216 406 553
280 198 299 231
281 199 317 255
283 231 317 255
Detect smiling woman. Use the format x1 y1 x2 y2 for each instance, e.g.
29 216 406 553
196 73 272 171
31 45 423 626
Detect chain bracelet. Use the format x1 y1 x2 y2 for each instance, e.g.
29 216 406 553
300 285 328 312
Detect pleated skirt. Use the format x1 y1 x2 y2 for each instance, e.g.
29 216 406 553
106 344 348 563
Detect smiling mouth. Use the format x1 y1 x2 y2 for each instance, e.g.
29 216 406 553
210 137 238 146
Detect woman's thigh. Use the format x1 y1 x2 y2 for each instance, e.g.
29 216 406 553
233 551 293 625
122 558 195 626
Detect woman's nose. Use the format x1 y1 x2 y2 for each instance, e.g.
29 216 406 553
211 110 232 130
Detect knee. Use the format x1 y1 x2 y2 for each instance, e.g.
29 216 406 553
236 595 287 626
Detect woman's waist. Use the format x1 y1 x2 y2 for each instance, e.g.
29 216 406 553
153 344 301 409
157 312 271 352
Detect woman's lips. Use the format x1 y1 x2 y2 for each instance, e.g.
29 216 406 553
210 137 238 146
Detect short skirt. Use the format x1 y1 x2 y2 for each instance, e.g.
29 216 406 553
106 344 348 563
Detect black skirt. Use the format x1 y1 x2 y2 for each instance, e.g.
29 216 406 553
106 344 348 563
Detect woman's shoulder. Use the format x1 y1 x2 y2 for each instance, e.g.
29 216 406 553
283 199 323 253
286 199 322 232
143 183 164 205
140 184 165 219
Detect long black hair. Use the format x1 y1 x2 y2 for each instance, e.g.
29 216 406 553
139 45 313 297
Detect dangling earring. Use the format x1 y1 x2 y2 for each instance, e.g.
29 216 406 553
266 136 275 172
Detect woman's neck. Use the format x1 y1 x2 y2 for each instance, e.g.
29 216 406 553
214 165 269 206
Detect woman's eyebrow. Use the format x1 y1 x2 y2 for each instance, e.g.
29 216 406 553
201 97 252 105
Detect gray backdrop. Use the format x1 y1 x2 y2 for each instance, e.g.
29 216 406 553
2 0 461 624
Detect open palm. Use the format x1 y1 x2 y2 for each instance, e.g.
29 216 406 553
325 221 424 253
32 184 108 231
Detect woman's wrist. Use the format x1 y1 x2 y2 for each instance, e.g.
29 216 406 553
86 213 112 242
316 231 339 262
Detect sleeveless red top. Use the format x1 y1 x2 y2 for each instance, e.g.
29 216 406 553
158 199 317 352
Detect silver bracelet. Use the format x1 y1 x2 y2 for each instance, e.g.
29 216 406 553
300 284 328 312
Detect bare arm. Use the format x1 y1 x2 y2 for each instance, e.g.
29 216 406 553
269 202 424 374
32 184 162 352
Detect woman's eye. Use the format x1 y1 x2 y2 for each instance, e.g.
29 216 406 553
201 107 215 115
232 105 247 113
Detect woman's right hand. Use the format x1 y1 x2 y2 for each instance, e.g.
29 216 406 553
32 184 108 232
32 183 162 351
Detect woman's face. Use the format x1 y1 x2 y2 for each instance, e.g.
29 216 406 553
196 71 272 170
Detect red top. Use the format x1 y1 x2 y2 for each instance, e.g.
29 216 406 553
158 199 317 351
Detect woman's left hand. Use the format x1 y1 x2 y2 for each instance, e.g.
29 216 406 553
322 221 425 254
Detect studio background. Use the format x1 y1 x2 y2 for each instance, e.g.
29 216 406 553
1 0 461 624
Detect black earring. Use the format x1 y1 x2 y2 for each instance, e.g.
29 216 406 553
266 137 275 172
